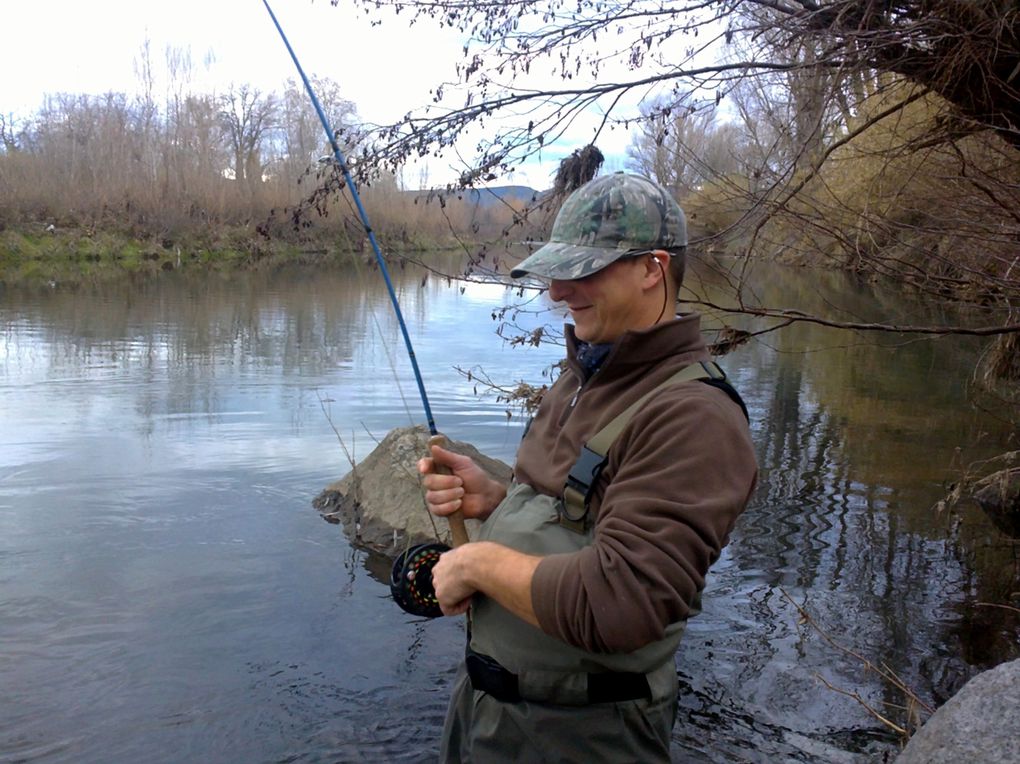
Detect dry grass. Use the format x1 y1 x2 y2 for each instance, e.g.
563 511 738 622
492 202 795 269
0 90 530 271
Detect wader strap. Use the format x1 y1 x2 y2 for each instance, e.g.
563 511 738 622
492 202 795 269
560 361 726 532
466 646 652 705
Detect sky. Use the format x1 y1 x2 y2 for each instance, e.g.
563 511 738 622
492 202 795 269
1 0 639 190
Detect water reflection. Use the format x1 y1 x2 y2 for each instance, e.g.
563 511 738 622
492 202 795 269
673 257 1018 758
0 260 1017 763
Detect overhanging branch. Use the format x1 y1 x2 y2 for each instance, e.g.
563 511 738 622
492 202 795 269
695 300 1020 336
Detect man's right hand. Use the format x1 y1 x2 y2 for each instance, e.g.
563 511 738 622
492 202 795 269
417 444 507 522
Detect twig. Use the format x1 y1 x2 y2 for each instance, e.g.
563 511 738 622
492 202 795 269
975 601 1020 615
692 300 1020 337
455 364 550 417
318 391 357 469
813 673 908 736
779 587 935 736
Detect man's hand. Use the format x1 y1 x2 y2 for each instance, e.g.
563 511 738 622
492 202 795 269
431 541 542 624
417 444 507 522
430 544 477 616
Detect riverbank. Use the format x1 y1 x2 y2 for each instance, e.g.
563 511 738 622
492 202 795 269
0 222 462 286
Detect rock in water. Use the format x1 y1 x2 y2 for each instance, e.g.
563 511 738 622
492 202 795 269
312 425 512 556
896 658 1020 764
971 466 1020 538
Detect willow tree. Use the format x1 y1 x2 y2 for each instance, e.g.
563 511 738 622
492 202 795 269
332 1 1020 547
333 0 1020 403
340 1 1016 169
338 4 1014 266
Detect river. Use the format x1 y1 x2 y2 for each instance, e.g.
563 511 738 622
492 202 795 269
1 257 1017 763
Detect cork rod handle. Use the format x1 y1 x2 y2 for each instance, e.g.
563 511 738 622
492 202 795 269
428 434 470 547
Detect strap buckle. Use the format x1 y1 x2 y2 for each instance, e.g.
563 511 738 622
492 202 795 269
561 444 605 528
558 362 725 533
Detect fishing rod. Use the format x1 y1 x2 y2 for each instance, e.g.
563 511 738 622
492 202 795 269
261 0 436 435
262 0 467 618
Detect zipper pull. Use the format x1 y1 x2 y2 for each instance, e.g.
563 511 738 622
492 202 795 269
568 384 582 408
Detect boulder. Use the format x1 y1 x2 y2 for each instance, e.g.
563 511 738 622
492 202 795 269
896 658 1020 764
312 425 512 556
970 466 1020 538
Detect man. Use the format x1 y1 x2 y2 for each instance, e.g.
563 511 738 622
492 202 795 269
419 172 757 761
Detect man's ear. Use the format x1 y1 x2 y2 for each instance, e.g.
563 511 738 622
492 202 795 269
643 251 668 287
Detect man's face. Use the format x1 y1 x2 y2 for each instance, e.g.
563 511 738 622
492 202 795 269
547 253 666 344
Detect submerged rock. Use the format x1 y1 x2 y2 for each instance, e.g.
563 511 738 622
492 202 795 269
896 658 1020 764
312 425 512 556
940 458 1020 539
970 466 1020 538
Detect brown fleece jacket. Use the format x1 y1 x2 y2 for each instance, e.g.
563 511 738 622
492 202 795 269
520 314 758 654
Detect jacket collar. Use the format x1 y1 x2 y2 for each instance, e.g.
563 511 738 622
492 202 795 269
565 313 707 380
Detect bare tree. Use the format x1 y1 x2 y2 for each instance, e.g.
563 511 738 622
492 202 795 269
277 76 361 186
625 96 741 195
337 2 1020 299
339 1 1018 166
179 95 224 179
319 0 1020 434
0 114 19 154
218 85 278 187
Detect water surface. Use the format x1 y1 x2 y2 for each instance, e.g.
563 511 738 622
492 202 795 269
1 260 1016 763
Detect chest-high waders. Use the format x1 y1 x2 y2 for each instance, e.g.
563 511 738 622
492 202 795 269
440 362 747 763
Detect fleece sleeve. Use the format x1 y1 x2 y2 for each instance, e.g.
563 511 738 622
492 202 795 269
530 383 758 654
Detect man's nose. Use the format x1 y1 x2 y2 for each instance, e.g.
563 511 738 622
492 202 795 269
547 279 571 302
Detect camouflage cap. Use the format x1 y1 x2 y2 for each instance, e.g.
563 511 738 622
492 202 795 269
511 172 687 280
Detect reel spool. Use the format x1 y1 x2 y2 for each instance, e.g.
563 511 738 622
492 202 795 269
390 541 449 618
390 433 469 619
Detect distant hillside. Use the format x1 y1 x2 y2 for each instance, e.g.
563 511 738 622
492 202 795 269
407 185 543 208
460 185 542 208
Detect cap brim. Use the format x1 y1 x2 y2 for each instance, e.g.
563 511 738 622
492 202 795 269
510 242 628 280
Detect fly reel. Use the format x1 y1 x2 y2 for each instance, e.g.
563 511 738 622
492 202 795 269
390 541 450 618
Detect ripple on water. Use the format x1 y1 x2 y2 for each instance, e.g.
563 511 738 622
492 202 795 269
235 660 452 763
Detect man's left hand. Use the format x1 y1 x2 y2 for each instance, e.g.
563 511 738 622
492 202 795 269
430 541 543 624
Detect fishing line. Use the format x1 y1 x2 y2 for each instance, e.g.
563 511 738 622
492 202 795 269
361 270 419 429
262 0 438 437
263 0 468 618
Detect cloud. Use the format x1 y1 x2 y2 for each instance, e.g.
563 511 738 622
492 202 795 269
2 0 641 189
2 0 462 124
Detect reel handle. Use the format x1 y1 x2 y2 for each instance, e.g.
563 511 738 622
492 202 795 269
428 433 469 547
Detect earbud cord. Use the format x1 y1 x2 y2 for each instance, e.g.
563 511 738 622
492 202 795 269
653 257 669 324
